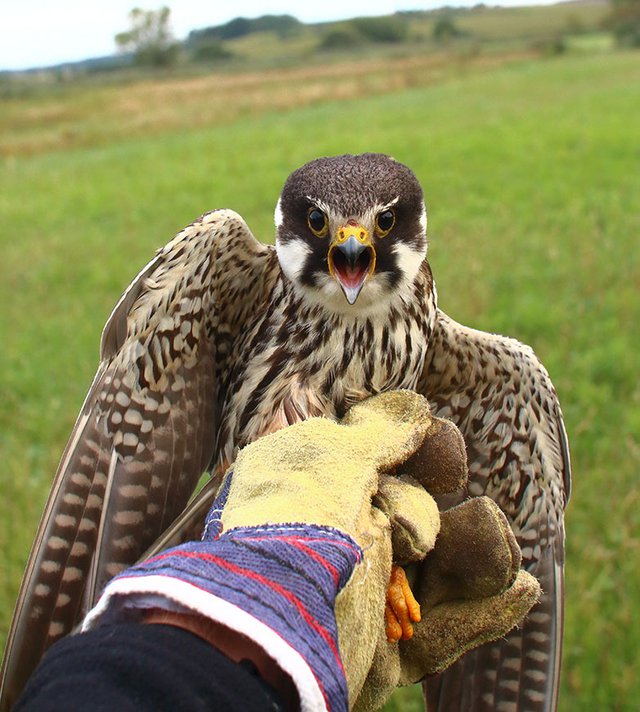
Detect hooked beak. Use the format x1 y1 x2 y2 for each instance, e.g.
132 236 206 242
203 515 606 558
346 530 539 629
328 223 376 305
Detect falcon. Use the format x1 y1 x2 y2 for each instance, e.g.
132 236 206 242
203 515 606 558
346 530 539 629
1 153 570 711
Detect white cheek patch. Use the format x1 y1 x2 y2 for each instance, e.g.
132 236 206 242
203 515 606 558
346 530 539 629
393 242 425 284
274 197 284 228
419 202 427 233
276 238 312 284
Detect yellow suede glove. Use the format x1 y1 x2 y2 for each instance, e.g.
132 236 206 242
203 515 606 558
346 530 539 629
350 416 541 711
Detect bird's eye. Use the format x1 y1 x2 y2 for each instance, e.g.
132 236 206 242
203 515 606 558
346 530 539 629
307 208 328 237
375 209 395 237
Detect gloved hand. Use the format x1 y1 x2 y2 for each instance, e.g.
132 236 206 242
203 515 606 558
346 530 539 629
351 419 541 711
82 391 540 712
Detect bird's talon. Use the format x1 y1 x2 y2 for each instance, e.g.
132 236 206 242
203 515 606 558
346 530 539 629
385 602 403 643
385 565 421 643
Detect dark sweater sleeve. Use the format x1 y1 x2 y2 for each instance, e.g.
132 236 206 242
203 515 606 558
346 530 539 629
14 623 286 712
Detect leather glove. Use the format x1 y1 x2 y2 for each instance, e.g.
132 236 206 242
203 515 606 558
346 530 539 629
351 419 541 711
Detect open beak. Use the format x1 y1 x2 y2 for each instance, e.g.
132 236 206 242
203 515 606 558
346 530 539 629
328 223 376 305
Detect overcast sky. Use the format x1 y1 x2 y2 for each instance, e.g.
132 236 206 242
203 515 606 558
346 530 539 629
1 0 560 71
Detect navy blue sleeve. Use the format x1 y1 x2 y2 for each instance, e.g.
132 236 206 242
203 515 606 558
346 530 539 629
14 623 287 712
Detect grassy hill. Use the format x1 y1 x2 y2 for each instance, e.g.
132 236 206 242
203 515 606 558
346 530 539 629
219 0 610 63
3 1 611 79
1 4 638 709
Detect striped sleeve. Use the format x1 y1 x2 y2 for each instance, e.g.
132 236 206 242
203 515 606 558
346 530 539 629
83 524 362 712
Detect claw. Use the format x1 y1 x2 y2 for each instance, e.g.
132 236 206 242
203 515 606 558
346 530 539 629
385 565 421 643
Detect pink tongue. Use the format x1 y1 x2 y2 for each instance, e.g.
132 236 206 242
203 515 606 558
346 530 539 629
337 265 366 288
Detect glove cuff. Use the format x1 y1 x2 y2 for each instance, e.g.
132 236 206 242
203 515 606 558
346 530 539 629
84 524 362 712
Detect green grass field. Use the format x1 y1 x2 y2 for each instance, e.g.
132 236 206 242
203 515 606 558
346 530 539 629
1 40 639 710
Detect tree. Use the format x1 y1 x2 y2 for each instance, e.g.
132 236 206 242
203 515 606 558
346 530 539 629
604 0 640 48
433 15 462 42
116 7 180 67
319 27 363 51
352 16 409 43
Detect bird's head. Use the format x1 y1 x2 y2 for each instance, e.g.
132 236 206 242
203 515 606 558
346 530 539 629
275 153 427 314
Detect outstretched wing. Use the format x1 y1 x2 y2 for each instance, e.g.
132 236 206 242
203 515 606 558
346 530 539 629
1 209 278 710
419 309 571 712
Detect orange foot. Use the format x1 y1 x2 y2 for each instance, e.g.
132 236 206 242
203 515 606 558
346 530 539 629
385 565 421 643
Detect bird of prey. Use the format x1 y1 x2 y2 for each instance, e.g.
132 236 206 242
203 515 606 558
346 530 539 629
1 153 570 711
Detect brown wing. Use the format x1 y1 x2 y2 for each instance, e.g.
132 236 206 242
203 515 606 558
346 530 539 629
419 309 571 712
0 209 279 711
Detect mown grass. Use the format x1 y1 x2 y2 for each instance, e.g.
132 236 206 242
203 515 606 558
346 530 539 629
0 48 638 710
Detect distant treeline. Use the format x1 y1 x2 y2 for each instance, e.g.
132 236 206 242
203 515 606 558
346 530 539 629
188 14 302 43
186 12 448 60
185 14 303 61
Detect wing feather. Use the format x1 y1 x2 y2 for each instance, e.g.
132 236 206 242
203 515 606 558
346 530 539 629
419 309 571 712
1 209 278 710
